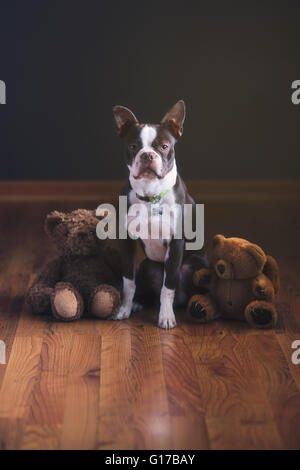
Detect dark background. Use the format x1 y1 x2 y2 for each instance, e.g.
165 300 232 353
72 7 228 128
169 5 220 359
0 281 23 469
0 0 299 180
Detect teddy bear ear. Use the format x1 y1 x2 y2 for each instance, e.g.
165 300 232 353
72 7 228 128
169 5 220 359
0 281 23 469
245 243 267 270
213 234 225 247
44 211 65 237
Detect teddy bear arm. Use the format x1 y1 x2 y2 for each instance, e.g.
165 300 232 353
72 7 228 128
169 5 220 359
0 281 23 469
193 267 215 289
251 273 275 302
263 255 280 294
33 258 62 287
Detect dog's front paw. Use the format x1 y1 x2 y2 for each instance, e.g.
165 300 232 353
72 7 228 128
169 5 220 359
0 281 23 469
112 304 132 321
158 308 177 329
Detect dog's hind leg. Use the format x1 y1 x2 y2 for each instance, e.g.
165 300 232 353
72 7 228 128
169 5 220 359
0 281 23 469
134 258 164 308
175 252 209 307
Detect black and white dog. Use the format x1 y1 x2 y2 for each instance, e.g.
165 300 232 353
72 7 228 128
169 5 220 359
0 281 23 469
112 100 207 329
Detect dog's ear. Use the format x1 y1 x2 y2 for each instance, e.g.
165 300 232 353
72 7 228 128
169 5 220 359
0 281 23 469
113 105 139 137
161 100 186 139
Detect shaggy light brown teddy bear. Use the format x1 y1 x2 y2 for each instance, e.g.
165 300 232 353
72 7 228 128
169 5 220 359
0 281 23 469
186 235 280 329
26 209 122 321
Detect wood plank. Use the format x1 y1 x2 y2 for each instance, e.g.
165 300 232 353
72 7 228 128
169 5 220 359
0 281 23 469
0 203 50 387
170 415 209 450
244 335 300 450
26 329 73 426
196 334 284 449
206 416 282 450
160 331 205 416
189 334 275 420
20 424 61 450
0 418 24 450
97 331 133 449
0 336 43 420
97 324 171 450
0 206 31 386
60 335 101 450
129 324 171 450
159 331 210 449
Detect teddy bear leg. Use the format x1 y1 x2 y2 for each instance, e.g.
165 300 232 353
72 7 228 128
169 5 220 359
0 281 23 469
187 294 219 323
244 300 277 329
89 284 121 319
50 282 84 322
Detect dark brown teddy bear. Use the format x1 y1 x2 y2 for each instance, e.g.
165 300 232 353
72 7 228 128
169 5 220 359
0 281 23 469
26 209 122 321
186 235 280 329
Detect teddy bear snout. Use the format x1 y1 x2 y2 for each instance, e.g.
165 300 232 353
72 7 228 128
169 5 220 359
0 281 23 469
77 231 88 241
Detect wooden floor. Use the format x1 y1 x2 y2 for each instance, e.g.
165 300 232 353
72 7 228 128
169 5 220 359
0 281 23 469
0 180 300 450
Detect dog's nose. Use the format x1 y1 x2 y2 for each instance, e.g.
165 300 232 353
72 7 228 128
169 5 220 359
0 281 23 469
141 153 153 162
217 263 225 274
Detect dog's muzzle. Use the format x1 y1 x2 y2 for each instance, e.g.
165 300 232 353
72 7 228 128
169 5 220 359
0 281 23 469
133 151 162 179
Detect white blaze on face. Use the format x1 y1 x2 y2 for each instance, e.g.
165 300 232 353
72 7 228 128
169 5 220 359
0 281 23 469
129 125 163 177
140 125 157 149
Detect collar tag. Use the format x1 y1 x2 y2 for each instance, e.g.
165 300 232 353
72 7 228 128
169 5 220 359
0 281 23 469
152 206 163 216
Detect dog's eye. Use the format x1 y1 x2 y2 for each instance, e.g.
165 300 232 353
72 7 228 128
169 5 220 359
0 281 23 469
129 143 137 151
161 144 168 150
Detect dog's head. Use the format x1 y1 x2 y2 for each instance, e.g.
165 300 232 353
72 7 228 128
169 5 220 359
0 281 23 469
113 101 185 181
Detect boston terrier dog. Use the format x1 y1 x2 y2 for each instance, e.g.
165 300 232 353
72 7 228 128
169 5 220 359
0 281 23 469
112 100 207 329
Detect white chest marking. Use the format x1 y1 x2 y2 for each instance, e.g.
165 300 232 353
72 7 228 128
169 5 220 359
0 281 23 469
128 189 180 263
142 237 167 263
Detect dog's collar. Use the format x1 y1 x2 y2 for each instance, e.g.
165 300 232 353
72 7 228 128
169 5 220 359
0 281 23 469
135 188 171 203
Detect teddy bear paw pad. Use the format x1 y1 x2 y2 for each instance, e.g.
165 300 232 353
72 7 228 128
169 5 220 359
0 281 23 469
189 301 207 320
90 285 120 319
52 285 81 321
250 307 273 326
